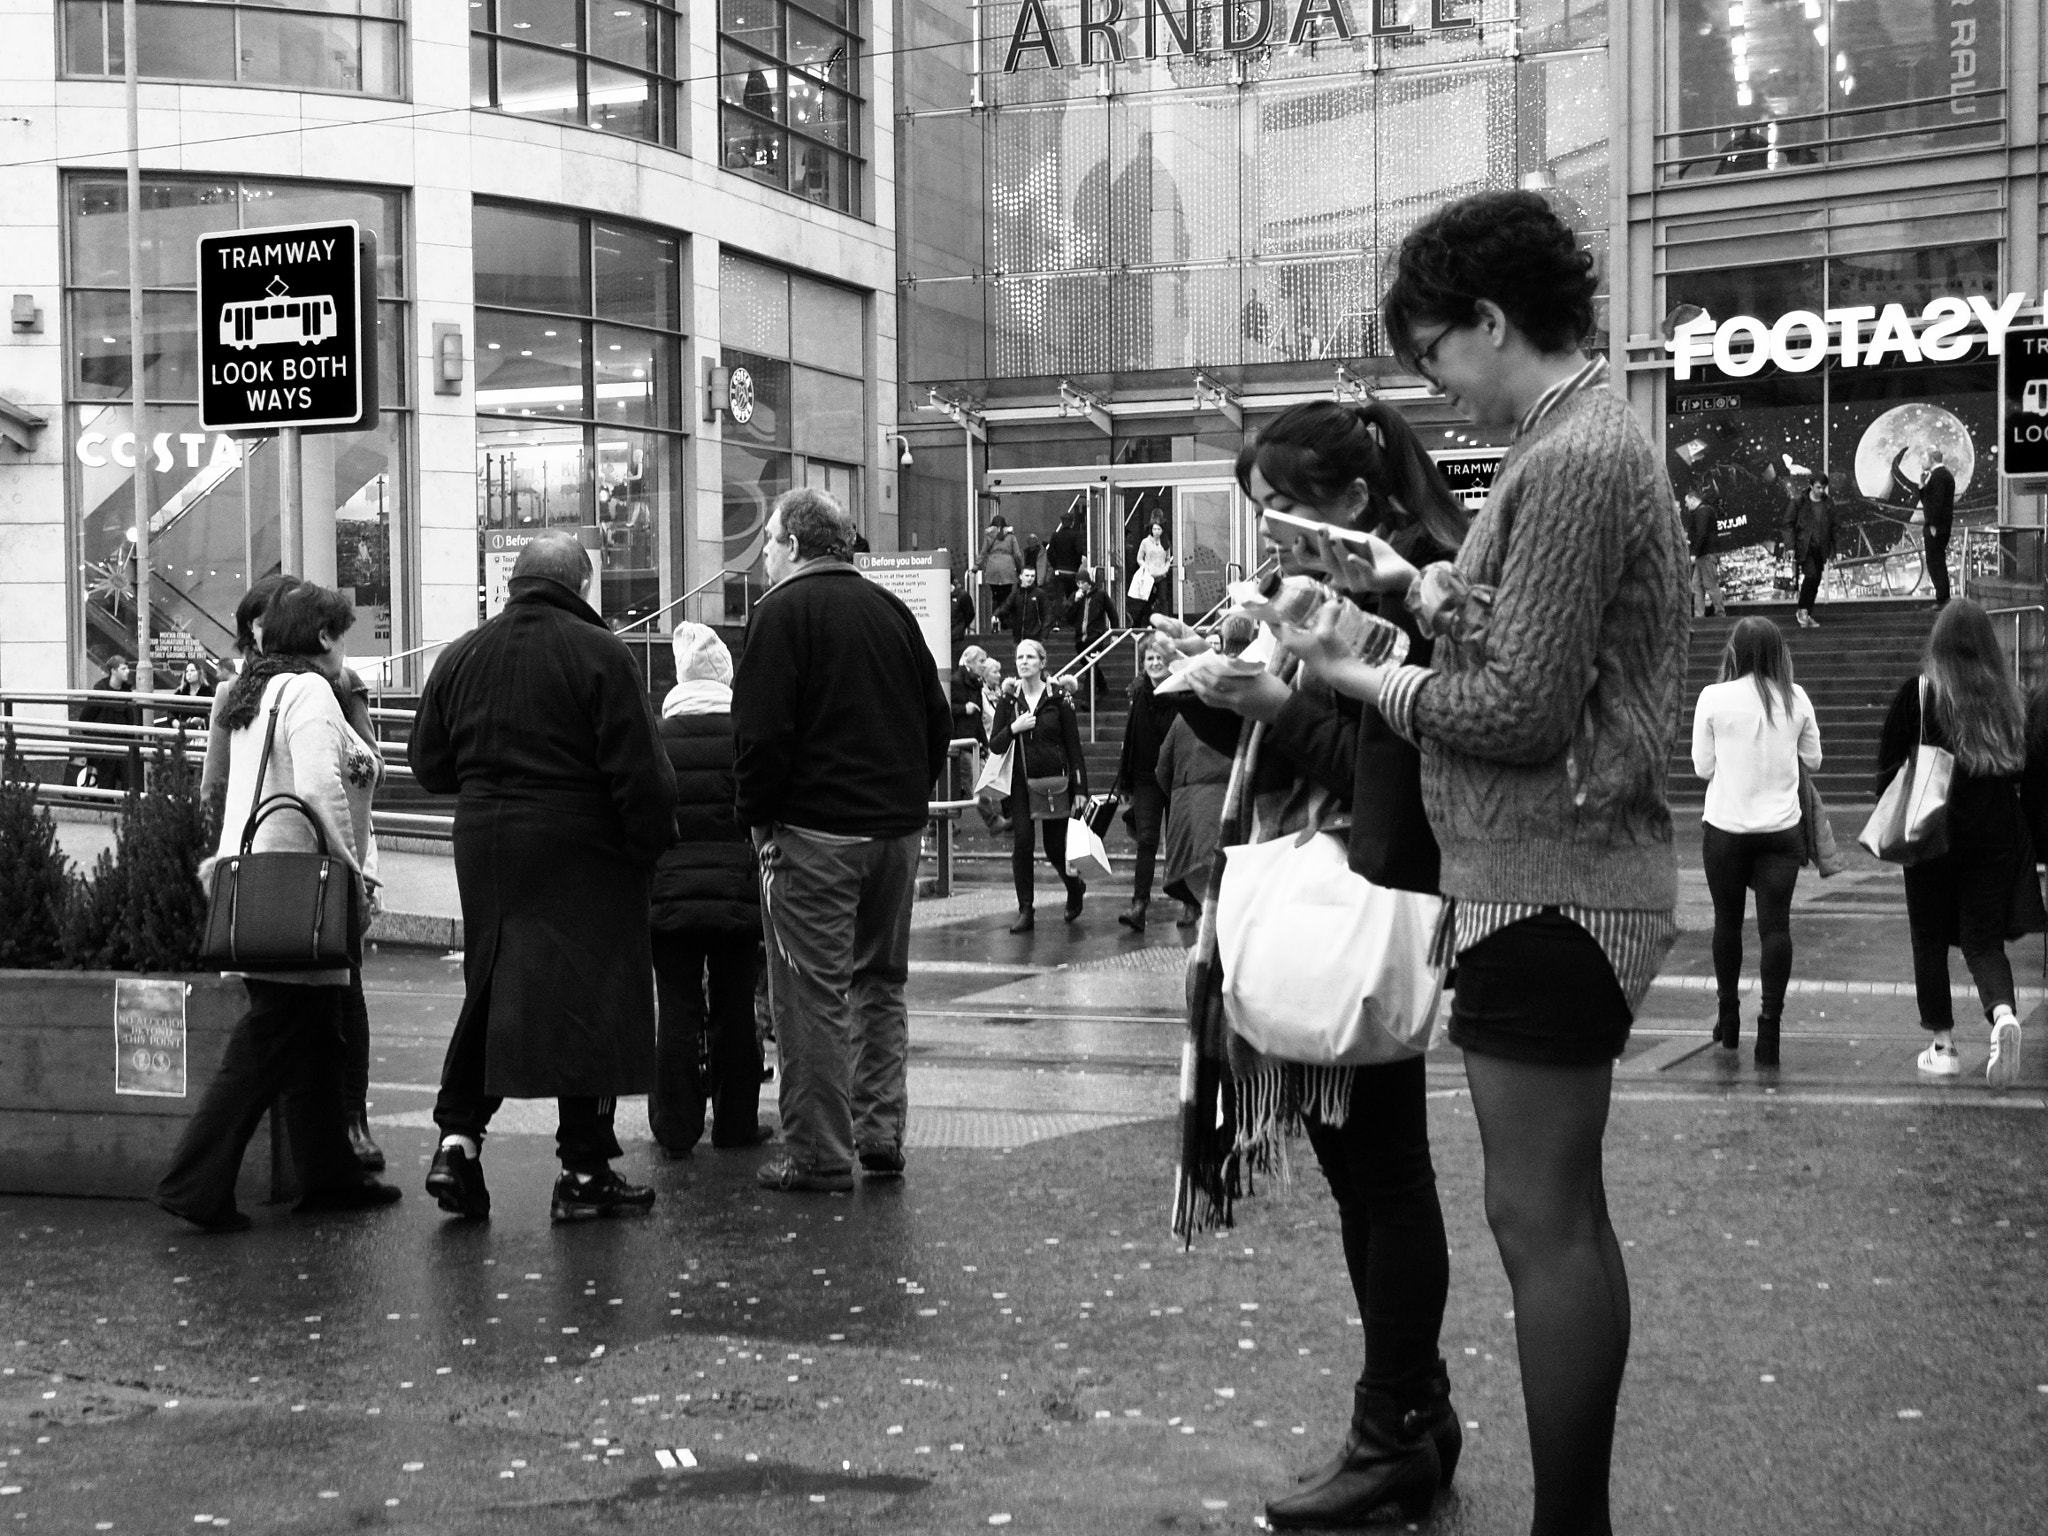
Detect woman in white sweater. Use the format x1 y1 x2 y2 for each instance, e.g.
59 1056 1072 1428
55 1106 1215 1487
1692 617 1821 1066
156 582 398 1231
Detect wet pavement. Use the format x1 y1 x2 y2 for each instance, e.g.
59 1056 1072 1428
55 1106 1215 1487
7 824 2048 1533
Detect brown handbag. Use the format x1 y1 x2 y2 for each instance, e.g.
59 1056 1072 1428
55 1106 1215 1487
199 701 362 972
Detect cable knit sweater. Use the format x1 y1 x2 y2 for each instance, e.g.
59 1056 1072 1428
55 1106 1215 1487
1380 382 1690 913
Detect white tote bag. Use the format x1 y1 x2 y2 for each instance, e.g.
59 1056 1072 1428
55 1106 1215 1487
1064 814 1113 881
973 744 1014 799
1215 829 1445 1067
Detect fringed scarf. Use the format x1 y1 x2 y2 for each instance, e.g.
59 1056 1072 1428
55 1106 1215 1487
1171 663 1360 1244
217 653 320 732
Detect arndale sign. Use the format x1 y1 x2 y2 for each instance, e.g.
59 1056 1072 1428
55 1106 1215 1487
1003 0 1478 73
1667 291 2038 381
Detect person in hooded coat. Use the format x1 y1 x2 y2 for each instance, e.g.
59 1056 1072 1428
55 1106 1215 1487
649 623 769 1156
410 532 677 1223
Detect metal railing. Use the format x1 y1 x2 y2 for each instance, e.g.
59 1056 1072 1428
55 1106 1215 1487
1655 86 2007 180
1982 605 2046 689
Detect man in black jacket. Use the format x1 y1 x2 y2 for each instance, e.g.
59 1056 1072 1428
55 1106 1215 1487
412 532 677 1223
733 488 950 1192
995 566 1055 643
1894 447 1955 608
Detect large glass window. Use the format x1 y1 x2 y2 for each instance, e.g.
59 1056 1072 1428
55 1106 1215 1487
474 202 686 626
471 0 681 147
62 1 404 97
718 0 864 215
1663 0 2006 180
719 253 865 614
63 176 410 684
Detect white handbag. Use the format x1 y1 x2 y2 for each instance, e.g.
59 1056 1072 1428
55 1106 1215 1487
1856 679 1952 865
973 744 1014 799
1064 814 1112 881
1215 827 1445 1067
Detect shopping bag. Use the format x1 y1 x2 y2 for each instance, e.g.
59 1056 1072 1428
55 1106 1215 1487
1081 794 1118 840
973 745 1013 799
1128 568 1155 602
1857 681 1951 865
1214 828 1444 1067
1065 814 1113 881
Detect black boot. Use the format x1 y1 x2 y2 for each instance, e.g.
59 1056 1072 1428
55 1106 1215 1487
1267 1389 1441 1528
1754 1013 1781 1068
1009 907 1035 934
347 1110 386 1173
1064 880 1086 923
1116 898 1148 932
1713 1007 1740 1049
1297 1371 1462 1492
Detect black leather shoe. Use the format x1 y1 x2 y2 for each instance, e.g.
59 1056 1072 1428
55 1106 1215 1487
1754 1013 1781 1068
1267 1392 1442 1528
1009 908 1035 934
857 1144 905 1177
1116 899 1148 932
347 1113 386 1173
1064 882 1086 923
550 1168 657 1222
426 1143 491 1220
295 1178 402 1214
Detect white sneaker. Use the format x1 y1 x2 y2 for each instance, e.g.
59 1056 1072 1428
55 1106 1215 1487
1988 1014 2022 1089
1917 1040 1961 1077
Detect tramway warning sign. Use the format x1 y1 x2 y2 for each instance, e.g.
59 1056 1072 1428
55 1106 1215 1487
197 219 378 433
2002 325 2048 479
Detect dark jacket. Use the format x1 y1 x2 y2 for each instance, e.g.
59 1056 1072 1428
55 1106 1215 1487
1686 498 1717 558
732 561 951 837
651 709 759 935
1114 677 1175 796
990 683 1087 797
1047 520 1085 574
1787 493 1836 562
950 588 975 644
1069 585 1115 646
996 583 1055 642
410 577 676 1098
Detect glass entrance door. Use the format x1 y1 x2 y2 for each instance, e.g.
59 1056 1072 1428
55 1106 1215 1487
1117 482 1242 624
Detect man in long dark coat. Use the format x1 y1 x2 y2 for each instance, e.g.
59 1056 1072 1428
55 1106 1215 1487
411 532 676 1222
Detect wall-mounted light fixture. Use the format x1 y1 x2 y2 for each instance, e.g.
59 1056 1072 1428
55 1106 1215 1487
432 323 464 394
705 362 731 423
10 294 42 334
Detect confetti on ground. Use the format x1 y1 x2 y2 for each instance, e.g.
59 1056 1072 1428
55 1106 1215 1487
989 1517 1012 1527
1897 1409 1923 1420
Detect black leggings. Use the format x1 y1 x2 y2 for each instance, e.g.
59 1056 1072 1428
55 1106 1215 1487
1303 1055 1449 1406
1009 793 1081 909
1127 782 1164 904
1700 823 1802 1023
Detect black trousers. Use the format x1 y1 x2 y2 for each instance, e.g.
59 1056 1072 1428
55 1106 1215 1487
1126 781 1164 903
432 981 622 1173
343 967 370 1113
649 928 763 1152
1797 552 1825 611
1700 823 1802 1023
1903 849 2019 1030
155 979 363 1222
1303 1055 1450 1406
1009 793 1081 909
984 583 1013 629
1926 529 1951 604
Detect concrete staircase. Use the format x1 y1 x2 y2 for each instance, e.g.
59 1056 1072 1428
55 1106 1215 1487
1670 599 1937 819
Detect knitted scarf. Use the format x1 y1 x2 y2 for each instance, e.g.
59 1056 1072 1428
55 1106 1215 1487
1171 662 1358 1243
217 653 320 732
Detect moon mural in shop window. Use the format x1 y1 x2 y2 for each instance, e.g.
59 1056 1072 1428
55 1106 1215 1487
1853 403 1977 500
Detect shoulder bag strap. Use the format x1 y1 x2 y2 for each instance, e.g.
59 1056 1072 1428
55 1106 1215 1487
238 700 285 855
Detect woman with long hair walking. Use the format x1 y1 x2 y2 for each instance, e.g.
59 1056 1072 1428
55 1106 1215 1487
988 638 1088 932
1693 617 1820 1066
1882 600 2040 1085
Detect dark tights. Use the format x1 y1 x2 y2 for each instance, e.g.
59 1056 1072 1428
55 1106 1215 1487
1009 794 1081 910
1700 824 1802 1025
1466 1053 1627 1536
1302 1055 1449 1404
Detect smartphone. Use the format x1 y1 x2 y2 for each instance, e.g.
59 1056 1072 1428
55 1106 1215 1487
1258 508 1378 555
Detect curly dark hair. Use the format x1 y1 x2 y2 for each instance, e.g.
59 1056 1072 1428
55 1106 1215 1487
1382 190 1598 366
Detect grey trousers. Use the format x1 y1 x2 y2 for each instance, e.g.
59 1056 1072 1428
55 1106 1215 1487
758 823 921 1175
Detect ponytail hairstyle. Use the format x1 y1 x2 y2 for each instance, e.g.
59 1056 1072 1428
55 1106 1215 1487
1234 399 1470 561
1717 617 1795 726
1923 599 2026 776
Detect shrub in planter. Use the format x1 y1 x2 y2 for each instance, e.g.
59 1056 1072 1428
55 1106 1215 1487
54 733 214 972
0 772 70 968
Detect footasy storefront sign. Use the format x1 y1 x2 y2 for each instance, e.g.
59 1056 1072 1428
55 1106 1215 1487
1002 0 1481 73
1668 292 2037 381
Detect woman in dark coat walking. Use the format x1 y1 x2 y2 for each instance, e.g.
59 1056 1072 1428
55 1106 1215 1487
1154 714 1230 926
989 638 1088 932
1112 636 1175 930
649 624 769 1155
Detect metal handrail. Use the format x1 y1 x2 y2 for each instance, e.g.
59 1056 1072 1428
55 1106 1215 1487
1655 85 2007 174
1983 605 2046 687
613 569 732 637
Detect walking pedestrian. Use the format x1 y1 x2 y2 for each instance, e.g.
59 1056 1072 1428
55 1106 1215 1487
1882 600 2041 1086
1128 517 1172 629
1292 190 1687 1535
649 623 770 1157
978 514 1023 630
1067 567 1115 698
1154 715 1229 929
411 531 677 1223
1787 474 1835 628
1893 447 1955 609
990 639 1088 933
1684 492 1724 618
1047 504 1086 615
1112 636 1175 932
1692 617 1820 1066
950 572 976 646
77 655 136 790
156 582 399 1231
733 488 951 1192
994 565 1055 644
1163 391 1470 1527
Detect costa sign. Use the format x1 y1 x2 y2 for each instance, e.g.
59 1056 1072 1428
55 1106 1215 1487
1667 291 2036 381
1003 0 1478 73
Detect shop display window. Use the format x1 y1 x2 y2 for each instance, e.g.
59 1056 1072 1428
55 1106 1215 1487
718 0 865 215
1662 0 2006 181
471 0 681 146
62 0 404 97
62 174 409 685
473 202 685 628
718 253 867 612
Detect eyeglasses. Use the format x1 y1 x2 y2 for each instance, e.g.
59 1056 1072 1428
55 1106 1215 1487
1408 324 1457 384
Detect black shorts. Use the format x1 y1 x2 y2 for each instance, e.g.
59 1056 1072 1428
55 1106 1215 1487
1446 911 1633 1067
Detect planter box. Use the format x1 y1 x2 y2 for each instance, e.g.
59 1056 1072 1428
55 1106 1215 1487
0 969 290 1203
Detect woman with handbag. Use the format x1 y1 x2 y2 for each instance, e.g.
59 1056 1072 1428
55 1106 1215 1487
156 582 399 1232
988 638 1087 933
1162 393 1468 1530
1286 192 1688 1536
1128 517 1172 629
1880 600 2038 1085
1112 637 1176 931
1692 617 1821 1066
